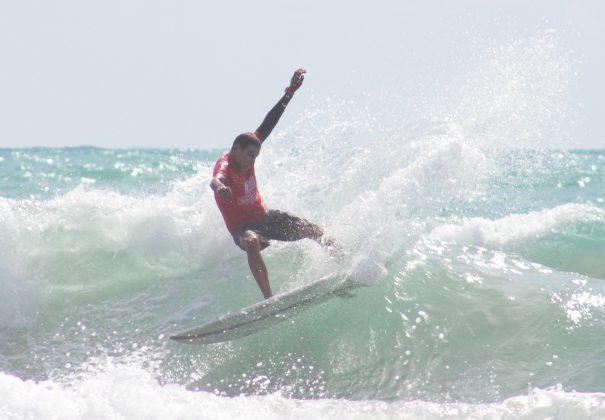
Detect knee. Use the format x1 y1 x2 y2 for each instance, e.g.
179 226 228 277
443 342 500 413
241 231 261 252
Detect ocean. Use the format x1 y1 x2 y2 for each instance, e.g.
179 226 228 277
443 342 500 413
2 33 605 419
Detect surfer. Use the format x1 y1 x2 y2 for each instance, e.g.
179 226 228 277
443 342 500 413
211 69 336 299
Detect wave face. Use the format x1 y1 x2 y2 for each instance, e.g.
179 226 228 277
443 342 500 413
2 31 605 418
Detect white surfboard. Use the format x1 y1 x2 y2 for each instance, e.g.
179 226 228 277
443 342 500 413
170 274 364 344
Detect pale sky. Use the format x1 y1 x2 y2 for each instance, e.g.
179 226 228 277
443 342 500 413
0 1 603 149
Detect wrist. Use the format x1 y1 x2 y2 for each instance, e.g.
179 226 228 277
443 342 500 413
211 180 223 192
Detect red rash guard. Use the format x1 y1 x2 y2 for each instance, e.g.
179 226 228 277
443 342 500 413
212 93 293 234
213 153 268 234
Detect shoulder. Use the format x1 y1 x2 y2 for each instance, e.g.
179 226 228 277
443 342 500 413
213 153 231 175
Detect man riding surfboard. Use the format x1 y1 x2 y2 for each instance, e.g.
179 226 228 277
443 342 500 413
210 69 336 299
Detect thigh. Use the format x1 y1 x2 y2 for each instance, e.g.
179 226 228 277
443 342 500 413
257 210 311 242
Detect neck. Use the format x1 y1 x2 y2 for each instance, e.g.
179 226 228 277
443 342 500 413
228 153 247 171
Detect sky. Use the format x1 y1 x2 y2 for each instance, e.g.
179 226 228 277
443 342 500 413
0 0 603 150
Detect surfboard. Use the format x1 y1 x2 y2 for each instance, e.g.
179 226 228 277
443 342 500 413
170 273 363 344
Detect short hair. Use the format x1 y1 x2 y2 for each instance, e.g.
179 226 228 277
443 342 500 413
231 132 261 152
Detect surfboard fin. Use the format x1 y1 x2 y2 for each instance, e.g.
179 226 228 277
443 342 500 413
333 289 357 299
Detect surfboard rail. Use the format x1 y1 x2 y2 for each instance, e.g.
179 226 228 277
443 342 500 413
170 274 363 344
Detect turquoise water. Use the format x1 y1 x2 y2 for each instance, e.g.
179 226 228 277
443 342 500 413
1 142 604 418
2 33 605 419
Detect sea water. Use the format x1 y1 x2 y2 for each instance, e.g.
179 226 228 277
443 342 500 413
2 32 605 419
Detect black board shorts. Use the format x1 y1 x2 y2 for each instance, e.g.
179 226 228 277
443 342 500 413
232 209 310 251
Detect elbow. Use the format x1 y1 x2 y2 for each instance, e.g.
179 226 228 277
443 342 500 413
253 130 266 143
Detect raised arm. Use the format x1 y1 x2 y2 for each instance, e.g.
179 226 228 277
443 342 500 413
254 69 306 142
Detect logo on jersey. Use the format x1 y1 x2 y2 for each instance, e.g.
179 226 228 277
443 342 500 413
237 176 257 205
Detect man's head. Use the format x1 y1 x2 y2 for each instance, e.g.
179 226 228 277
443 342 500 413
230 132 261 171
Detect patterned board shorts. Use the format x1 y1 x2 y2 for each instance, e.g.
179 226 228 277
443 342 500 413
232 209 311 251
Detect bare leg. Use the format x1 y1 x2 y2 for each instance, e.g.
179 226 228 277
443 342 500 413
297 221 344 259
241 231 272 299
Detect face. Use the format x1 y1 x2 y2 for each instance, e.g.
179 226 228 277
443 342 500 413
232 144 260 171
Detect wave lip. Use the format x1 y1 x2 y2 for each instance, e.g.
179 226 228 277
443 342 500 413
427 203 605 278
428 203 604 249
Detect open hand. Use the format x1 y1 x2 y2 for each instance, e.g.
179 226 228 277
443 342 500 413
285 68 306 96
